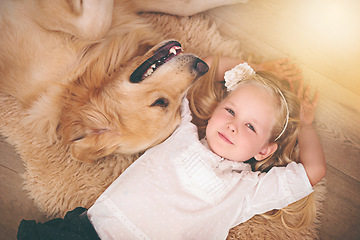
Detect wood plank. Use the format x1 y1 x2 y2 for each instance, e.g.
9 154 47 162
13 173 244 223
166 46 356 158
207 0 360 94
0 135 23 173
0 135 47 239
319 164 360 240
0 164 47 240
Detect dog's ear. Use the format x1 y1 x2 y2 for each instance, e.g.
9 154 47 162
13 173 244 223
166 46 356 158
70 129 118 163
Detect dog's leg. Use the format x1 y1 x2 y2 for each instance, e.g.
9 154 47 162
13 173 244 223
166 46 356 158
132 0 249 16
25 0 114 40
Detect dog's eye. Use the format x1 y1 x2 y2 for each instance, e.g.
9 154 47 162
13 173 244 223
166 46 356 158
151 98 169 108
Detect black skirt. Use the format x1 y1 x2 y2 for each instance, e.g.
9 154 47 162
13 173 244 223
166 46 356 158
17 207 100 240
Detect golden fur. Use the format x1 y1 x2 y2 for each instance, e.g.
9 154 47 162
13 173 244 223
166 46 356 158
0 0 209 162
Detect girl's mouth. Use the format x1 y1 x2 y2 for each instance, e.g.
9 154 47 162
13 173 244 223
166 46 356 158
218 132 233 144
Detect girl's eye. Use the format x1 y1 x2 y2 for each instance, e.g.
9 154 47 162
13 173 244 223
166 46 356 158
246 123 256 133
225 108 235 116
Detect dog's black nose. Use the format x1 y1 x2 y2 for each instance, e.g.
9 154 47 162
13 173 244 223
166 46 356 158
195 59 209 75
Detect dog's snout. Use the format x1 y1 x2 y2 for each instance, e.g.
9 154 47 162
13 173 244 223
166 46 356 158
195 59 209 75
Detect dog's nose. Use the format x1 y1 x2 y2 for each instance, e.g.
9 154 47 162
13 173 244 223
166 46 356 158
195 59 209 75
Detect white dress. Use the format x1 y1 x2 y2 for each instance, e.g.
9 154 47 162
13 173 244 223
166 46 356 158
87 98 313 240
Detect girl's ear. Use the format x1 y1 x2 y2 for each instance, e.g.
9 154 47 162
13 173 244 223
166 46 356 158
254 143 278 161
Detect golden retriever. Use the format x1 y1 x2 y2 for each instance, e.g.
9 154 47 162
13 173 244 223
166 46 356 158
0 0 218 162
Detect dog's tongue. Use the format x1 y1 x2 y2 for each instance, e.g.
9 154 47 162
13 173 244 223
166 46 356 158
130 41 182 83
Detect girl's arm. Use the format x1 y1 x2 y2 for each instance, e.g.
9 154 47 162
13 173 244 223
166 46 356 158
297 82 326 186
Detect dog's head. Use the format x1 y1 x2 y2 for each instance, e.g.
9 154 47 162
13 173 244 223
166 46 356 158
60 40 208 162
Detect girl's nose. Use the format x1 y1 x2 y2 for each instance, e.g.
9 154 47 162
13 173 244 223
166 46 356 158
227 123 237 133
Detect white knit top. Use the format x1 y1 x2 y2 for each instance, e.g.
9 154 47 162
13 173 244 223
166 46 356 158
87 98 313 240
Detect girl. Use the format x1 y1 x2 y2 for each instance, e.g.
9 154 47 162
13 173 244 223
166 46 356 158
189 56 325 231
18 58 326 240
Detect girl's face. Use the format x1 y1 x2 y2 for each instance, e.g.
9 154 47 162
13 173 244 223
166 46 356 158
206 83 278 162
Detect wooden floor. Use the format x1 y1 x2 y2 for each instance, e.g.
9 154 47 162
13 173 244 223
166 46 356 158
1 0 359 239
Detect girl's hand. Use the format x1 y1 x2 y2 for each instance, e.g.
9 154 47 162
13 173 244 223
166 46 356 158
296 81 319 126
296 81 326 186
257 58 303 86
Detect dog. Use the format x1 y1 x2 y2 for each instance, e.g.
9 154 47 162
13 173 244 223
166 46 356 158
0 0 216 162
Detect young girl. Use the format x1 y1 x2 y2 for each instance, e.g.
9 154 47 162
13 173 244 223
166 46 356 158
189 56 325 230
18 58 326 240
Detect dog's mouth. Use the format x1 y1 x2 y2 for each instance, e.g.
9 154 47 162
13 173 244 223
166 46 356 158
130 41 183 83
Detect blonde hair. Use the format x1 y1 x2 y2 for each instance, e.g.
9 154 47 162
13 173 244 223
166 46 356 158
188 56 316 229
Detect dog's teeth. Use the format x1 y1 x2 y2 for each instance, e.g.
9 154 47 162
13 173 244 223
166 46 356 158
169 48 177 55
151 64 156 69
146 68 154 76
